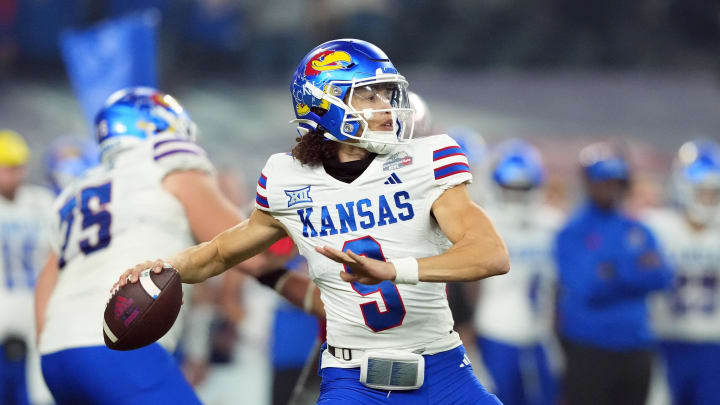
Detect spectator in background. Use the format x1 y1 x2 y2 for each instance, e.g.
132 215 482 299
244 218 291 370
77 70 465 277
644 139 720 405
0 130 55 405
555 141 672 405
474 140 563 405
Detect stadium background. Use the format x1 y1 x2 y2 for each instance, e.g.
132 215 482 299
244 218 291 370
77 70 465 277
1 1 719 404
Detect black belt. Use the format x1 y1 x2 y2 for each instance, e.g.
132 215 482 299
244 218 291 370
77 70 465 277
328 344 357 361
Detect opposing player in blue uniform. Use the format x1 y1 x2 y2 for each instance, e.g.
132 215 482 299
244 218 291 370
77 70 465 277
117 39 510 404
644 139 720 405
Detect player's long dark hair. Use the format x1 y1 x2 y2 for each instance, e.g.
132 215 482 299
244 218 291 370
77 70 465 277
291 128 339 167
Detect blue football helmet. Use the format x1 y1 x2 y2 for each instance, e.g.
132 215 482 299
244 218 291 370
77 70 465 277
486 139 545 211
447 127 486 167
45 135 100 194
290 39 414 154
578 141 630 182
94 87 196 162
672 139 720 224
491 139 545 188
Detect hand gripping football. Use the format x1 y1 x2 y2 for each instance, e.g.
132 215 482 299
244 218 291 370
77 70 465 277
103 265 182 351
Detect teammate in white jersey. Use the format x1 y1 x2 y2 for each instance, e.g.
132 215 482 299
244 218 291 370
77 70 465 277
117 39 509 404
35 87 319 405
0 130 55 405
474 140 562 405
644 139 720 405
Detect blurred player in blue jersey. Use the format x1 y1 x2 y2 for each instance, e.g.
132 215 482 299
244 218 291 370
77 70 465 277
45 135 100 195
0 130 55 405
474 140 562 405
35 87 319 405
555 141 673 405
116 39 510 404
644 139 720 405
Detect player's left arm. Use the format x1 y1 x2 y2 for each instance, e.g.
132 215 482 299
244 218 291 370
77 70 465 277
34 252 58 342
317 184 510 284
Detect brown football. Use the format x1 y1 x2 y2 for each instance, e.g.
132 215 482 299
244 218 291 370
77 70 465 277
103 265 182 351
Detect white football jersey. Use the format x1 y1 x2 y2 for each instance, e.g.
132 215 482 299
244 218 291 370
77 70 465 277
0 185 54 342
39 135 214 355
473 205 562 345
256 134 472 368
645 208 720 342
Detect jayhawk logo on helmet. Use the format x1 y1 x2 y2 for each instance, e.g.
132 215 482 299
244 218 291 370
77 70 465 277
304 50 353 76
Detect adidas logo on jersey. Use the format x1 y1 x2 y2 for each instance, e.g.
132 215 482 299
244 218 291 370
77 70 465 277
384 173 402 185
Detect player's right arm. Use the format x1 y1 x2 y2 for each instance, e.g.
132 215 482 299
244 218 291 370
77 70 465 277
174 207 287 283
114 208 326 316
114 208 282 284
34 252 58 341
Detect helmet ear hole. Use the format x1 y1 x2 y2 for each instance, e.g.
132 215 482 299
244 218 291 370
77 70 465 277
310 107 327 117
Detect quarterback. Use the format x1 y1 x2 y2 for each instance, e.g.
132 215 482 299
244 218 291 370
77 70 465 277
118 39 509 404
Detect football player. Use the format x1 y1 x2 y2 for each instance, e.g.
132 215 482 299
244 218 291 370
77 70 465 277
474 140 562 405
644 139 720 405
117 39 509 404
0 129 55 405
35 87 320 405
44 135 99 195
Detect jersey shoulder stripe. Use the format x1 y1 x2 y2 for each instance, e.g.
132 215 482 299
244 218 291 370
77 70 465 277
255 153 296 212
256 191 270 209
434 162 470 180
153 139 206 161
148 135 213 178
433 145 465 161
420 134 472 184
255 172 270 209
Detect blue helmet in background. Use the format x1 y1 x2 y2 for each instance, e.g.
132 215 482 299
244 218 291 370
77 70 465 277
290 39 414 154
94 87 196 163
579 141 630 182
672 139 720 224
485 139 545 213
491 139 545 190
45 136 100 194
